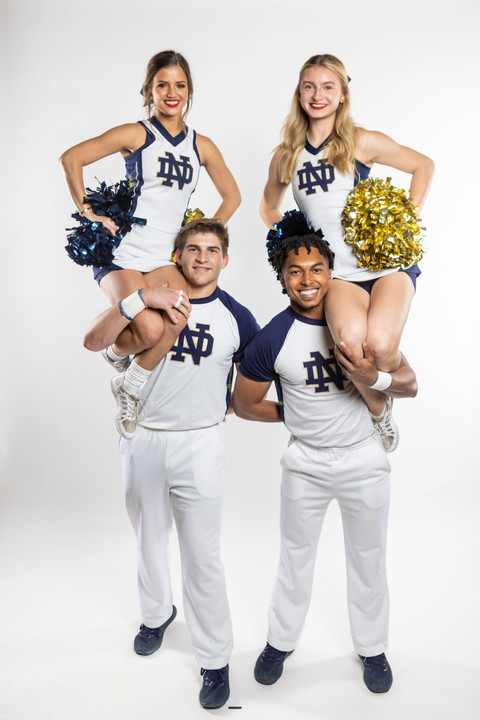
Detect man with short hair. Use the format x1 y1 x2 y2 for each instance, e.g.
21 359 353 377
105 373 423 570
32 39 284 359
86 219 258 709
233 232 417 694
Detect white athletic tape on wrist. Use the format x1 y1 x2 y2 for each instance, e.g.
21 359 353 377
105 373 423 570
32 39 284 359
118 289 145 321
369 371 393 392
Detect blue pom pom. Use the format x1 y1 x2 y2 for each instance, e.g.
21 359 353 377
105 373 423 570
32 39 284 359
266 210 318 265
65 179 146 267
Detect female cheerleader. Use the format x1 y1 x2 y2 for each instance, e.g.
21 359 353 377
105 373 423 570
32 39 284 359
61 50 240 436
260 54 434 450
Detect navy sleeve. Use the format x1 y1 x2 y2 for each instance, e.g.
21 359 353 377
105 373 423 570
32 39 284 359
217 290 260 363
239 308 295 382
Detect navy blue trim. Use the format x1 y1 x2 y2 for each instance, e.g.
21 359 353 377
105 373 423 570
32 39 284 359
124 122 156 214
150 116 186 146
192 129 201 166
305 135 331 155
289 307 327 326
354 159 371 186
189 287 220 305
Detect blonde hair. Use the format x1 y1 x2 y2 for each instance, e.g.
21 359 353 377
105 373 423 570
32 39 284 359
276 54 356 183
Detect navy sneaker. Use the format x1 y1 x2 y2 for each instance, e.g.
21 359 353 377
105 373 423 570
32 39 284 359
358 653 393 693
133 605 177 655
254 643 294 685
199 665 230 709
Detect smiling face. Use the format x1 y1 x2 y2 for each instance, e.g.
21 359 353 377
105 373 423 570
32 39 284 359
280 246 332 319
299 65 344 123
150 65 189 121
176 232 229 297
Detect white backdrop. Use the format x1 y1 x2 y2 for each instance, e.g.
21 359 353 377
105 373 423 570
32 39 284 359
1 1 479 718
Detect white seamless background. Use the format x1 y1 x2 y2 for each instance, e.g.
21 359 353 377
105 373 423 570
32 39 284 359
1 1 479 718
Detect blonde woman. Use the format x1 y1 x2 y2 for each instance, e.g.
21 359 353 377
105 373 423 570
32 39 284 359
61 50 240 436
261 54 434 450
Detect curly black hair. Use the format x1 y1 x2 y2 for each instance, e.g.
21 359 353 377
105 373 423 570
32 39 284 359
271 234 335 282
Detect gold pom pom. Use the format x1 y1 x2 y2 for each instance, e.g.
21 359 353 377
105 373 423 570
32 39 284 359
342 178 425 271
183 207 205 224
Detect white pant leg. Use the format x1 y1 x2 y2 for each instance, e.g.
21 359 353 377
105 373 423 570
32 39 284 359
166 426 233 669
120 429 174 628
268 439 334 651
335 438 391 656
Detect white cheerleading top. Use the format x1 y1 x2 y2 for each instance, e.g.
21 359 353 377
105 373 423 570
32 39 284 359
292 137 396 282
112 117 201 271
139 287 259 431
239 307 372 447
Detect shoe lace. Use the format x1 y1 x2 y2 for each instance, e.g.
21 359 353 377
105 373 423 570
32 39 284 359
201 666 228 685
262 644 288 663
362 653 388 670
119 388 138 422
138 624 158 639
372 398 395 438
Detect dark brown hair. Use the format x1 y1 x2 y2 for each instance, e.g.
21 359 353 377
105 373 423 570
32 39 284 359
142 50 193 118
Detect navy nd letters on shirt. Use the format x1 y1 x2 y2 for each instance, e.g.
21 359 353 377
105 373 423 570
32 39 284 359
297 159 335 195
170 323 214 365
303 348 345 393
157 151 194 190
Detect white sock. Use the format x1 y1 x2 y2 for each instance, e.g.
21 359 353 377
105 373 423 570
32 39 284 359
123 360 152 398
107 346 129 362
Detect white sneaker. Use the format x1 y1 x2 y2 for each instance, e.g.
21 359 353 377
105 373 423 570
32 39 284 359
102 348 132 373
111 374 138 439
371 397 399 453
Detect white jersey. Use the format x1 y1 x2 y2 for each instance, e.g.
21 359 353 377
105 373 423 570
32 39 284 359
113 118 201 271
292 138 396 282
139 287 259 430
239 306 372 447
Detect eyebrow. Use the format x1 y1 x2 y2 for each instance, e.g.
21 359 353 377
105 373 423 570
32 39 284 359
186 244 220 250
288 261 326 270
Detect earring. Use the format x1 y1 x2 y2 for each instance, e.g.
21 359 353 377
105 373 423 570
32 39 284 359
340 98 344 104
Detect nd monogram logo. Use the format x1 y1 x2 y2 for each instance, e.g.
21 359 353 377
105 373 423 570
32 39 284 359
297 160 335 195
303 349 344 393
170 323 214 365
157 151 193 190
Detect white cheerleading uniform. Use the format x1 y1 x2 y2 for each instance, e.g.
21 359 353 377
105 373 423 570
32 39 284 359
239 307 391 656
120 287 258 668
112 117 201 272
292 137 397 282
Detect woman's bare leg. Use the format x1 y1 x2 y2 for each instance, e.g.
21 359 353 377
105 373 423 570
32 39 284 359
324 279 385 416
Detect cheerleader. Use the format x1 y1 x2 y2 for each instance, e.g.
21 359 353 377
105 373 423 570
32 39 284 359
260 54 434 450
61 50 240 435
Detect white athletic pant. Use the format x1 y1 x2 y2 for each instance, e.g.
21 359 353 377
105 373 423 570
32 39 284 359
268 435 391 657
120 424 233 669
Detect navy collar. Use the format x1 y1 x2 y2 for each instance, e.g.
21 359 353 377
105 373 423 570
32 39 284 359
288 306 327 326
305 134 331 156
150 116 186 146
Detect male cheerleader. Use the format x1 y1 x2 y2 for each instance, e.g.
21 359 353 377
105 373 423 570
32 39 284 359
233 232 417 694
85 219 258 710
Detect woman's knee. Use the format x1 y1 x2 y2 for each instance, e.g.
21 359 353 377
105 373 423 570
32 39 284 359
130 310 165 349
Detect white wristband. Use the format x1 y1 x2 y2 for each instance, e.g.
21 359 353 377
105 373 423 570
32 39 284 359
118 289 145 321
368 371 393 392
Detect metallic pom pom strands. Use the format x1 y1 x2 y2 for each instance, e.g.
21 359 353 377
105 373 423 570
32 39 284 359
65 179 146 267
170 208 206 262
266 209 314 266
183 207 205 224
342 177 425 271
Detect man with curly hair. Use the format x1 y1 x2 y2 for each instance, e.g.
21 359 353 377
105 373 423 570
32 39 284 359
234 232 417 694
